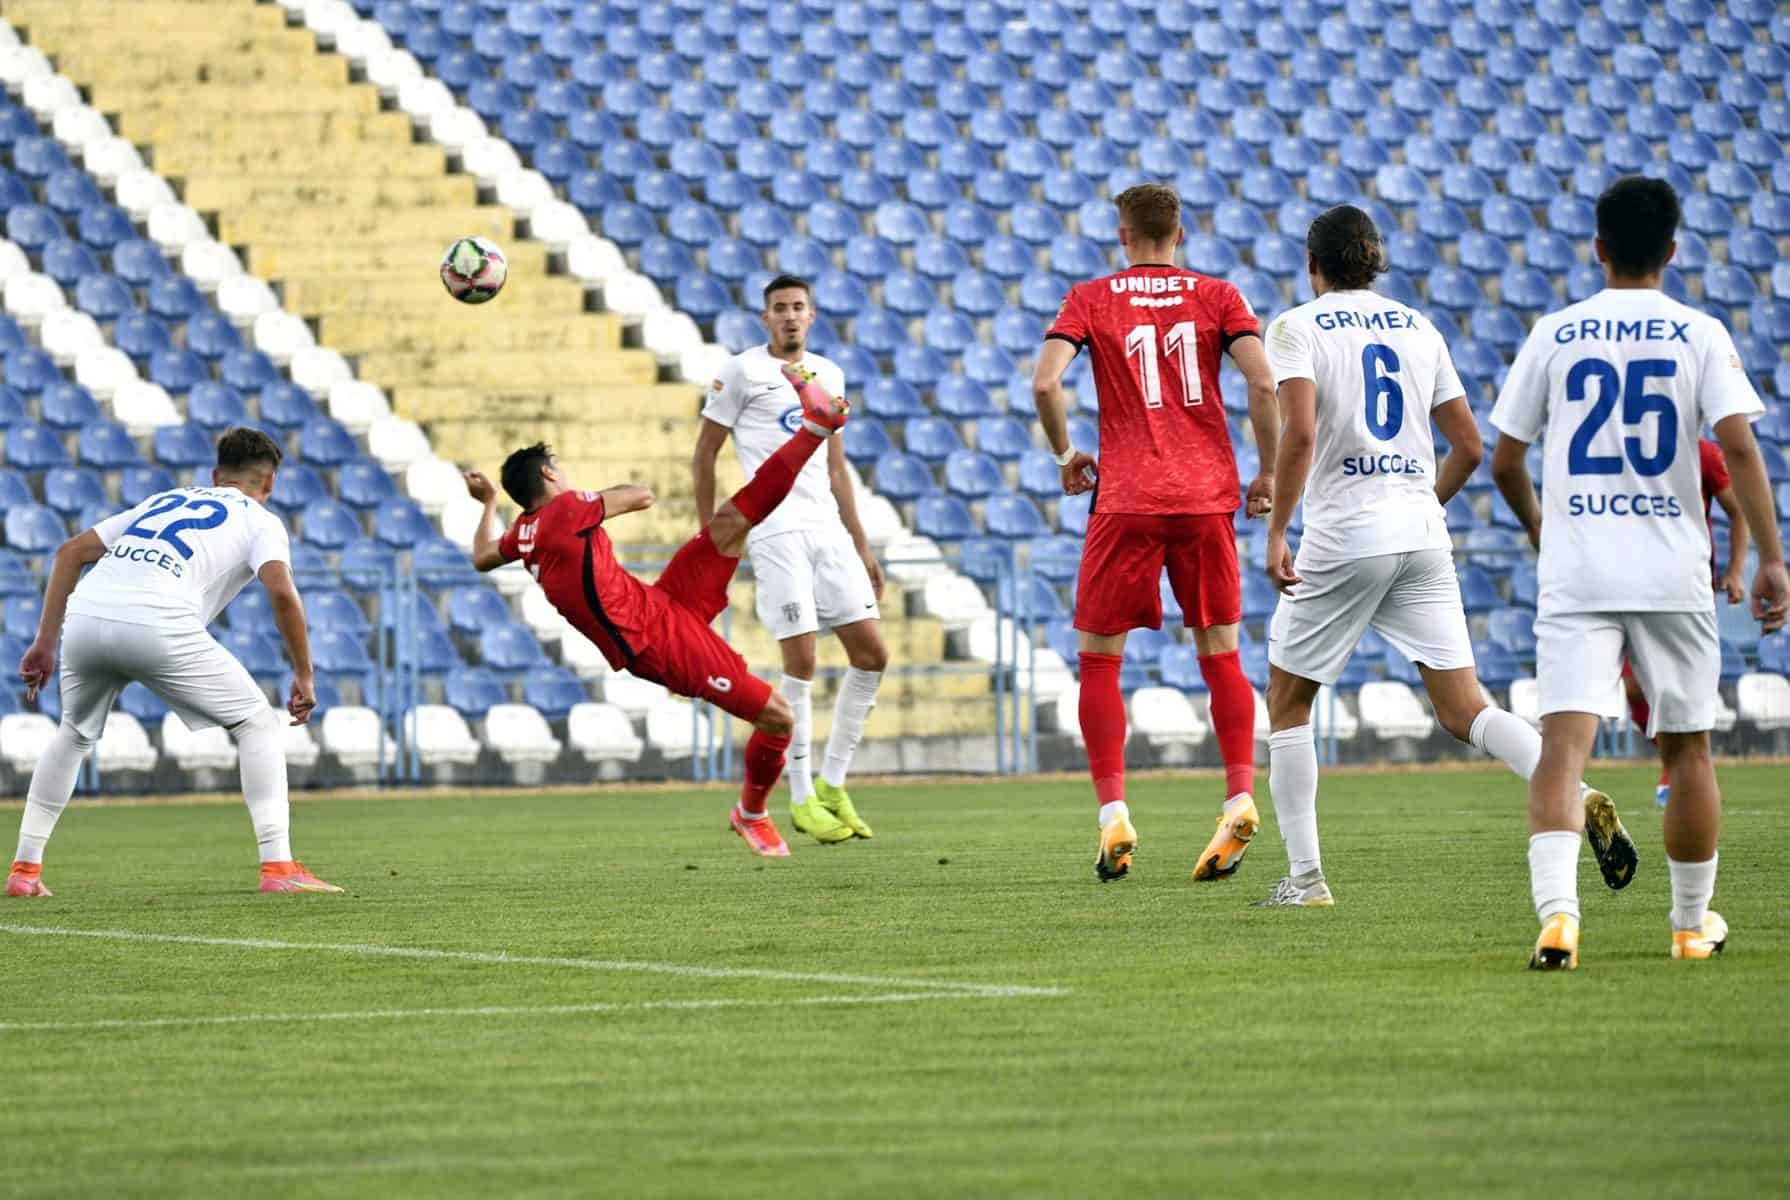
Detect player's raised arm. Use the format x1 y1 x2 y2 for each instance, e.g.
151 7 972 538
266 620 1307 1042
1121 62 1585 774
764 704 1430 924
1032 336 1096 495
1430 397 1483 507
18 529 105 700
1227 332 1278 517
258 559 315 725
1712 414 1788 632
464 470 510 572
599 484 655 519
691 419 730 527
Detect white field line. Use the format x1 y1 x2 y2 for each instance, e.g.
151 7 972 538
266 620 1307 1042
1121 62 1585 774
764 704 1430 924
0 924 1069 999
0 990 992 1035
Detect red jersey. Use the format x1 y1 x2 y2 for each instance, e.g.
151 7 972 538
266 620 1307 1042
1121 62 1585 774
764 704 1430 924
1047 263 1260 516
498 489 669 670
1699 437 1730 577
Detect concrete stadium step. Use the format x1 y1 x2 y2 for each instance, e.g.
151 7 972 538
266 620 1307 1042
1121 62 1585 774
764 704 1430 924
154 144 450 179
75 53 349 90
250 240 553 281
219 205 510 246
397 386 700 424
117 107 417 148
184 175 478 215
320 312 626 357
92 84 382 116
358 349 659 390
282 273 589 318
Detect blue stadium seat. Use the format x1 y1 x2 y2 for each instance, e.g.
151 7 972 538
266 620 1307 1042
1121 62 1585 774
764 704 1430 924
1017 450 1060 498
118 466 174 508
481 623 550 672
872 453 936 501
842 416 893 465
904 417 965 462
268 464 326 514
914 494 974 541
944 450 1004 498
42 467 105 517
3 504 63 553
986 493 1048 539
299 499 363 550
412 538 476 589
1028 534 1082 583
151 425 213 469
374 499 435 548
70 422 137 470
448 586 513 637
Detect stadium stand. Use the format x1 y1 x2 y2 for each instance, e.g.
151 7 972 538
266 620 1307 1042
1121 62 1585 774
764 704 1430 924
0 0 1783 787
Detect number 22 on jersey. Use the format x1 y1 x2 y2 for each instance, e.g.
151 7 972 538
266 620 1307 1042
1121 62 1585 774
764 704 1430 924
122 493 230 559
1125 321 1201 408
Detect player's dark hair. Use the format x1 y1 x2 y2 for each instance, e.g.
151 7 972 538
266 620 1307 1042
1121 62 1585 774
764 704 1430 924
1115 183 1180 242
1597 175 1680 278
501 442 553 509
762 274 811 306
1306 204 1387 291
215 426 283 476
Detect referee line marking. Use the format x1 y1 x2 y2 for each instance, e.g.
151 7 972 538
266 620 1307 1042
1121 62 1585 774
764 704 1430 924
0 991 993 1035
0 924 1069 999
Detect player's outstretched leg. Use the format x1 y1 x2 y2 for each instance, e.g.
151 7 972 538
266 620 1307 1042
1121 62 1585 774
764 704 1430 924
813 623 888 839
225 708 341 894
1526 712 1598 970
730 694 796 857
1078 648 1135 881
1659 732 1727 960
6 720 95 898
1422 665 1637 892
1254 668 1334 908
1192 632 1260 882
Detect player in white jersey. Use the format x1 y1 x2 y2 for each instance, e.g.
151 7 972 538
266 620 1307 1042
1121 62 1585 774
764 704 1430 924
1257 206 1635 908
6 428 341 897
1491 177 1788 968
692 275 888 843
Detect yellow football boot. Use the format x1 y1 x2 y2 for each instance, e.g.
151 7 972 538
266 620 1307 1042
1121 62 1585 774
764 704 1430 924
1192 795 1259 881
1528 913 1580 971
1671 911 1728 960
1095 813 1137 882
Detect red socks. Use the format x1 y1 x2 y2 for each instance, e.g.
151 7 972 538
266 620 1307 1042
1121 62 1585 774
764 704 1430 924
739 730 792 816
1077 653 1127 807
728 429 825 525
1199 650 1256 798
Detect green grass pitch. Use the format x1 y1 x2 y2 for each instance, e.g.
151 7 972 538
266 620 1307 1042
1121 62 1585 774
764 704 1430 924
5 764 1788 1197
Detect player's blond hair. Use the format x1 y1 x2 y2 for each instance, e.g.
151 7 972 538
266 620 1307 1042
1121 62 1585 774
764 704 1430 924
1115 184 1181 243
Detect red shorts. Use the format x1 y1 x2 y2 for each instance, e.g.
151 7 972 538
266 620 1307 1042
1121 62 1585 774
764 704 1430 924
632 530 772 722
1073 511 1241 634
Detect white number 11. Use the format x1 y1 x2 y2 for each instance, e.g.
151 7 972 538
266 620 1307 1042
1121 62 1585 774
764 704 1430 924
1124 321 1201 409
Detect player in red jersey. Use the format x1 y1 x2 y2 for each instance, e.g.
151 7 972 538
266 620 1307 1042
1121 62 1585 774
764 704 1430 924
464 364 849 857
1622 436 1750 807
1032 183 1281 883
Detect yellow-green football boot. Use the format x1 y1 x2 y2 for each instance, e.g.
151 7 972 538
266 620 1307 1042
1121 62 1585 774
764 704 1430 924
814 779 873 839
790 796 854 844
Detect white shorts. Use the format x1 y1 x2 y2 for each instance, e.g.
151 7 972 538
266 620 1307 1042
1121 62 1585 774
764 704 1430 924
60 614 269 739
1535 609 1719 735
1268 549 1475 686
750 527 880 641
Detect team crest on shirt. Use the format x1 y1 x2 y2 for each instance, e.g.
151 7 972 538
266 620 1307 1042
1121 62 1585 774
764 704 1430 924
778 405 804 433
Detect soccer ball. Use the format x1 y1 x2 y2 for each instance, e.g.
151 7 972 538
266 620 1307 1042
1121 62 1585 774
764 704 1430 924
440 236 507 304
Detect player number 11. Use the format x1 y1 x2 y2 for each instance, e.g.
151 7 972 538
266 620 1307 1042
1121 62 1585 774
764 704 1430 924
1125 321 1201 408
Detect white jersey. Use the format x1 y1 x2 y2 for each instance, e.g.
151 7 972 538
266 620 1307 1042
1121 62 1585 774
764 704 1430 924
1264 289 1465 568
67 486 292 631
1491 288 1763 616
701 344 844 545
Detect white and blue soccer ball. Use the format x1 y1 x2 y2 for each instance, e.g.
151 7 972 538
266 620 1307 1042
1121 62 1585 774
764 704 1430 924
439 236 508 304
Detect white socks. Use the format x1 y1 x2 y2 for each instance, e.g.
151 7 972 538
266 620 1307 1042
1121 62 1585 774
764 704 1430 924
1268 724 1321 877
1668 854 1718 933
232 708 292 863
1468 706 1541 781
780 675 815 807
14 722 94 864
821 666 880 788
1098 800 1129 829
1528 831 1582 923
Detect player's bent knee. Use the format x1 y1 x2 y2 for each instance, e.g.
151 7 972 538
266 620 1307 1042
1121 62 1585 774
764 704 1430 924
848 640 889 673
226 705 284 745
754 693 794 736
1437 700 1484 744
708 505 750 557
57 721 95 757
